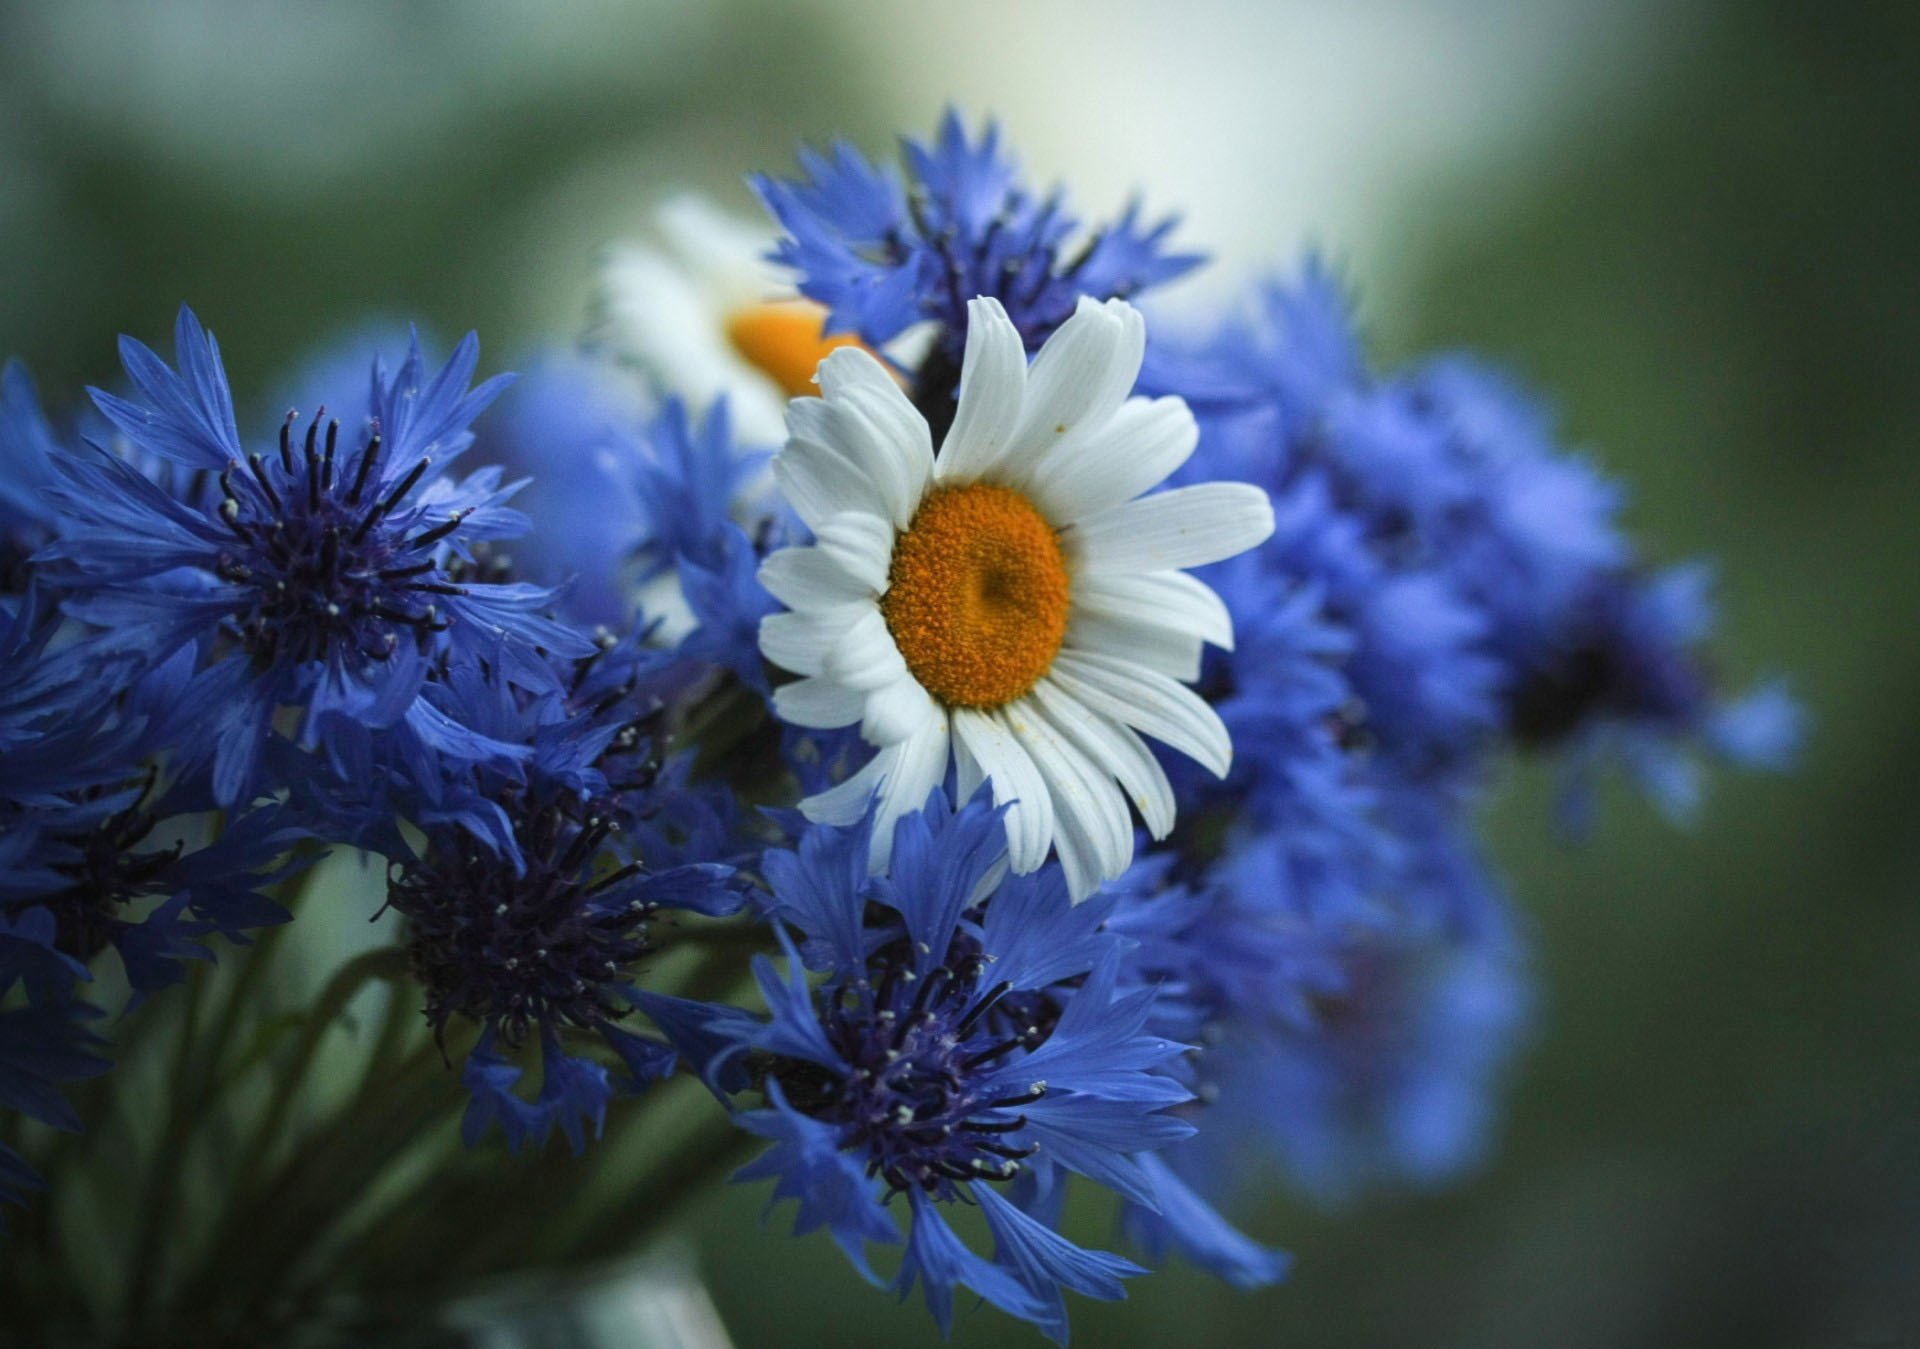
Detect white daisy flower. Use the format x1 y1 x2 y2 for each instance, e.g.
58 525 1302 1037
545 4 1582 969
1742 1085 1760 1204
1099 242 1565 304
593 193 873 445
756 294 1276 899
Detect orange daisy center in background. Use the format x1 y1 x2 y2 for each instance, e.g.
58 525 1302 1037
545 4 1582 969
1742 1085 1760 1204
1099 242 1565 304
726 299 870 398
881 484 1071 709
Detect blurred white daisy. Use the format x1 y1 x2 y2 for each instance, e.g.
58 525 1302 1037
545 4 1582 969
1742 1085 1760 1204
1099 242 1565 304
593 193 873 445
757 294 1275 898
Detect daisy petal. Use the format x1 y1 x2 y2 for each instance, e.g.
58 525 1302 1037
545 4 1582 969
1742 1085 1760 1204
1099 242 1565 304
870 713 952 871
758 544 873 610
818 348 933 528
1049 650 1232 777
1027 678 1176 838
774 428 886 531
773 675 868 729
1022 395 1198 523
760 607 864 677
953 722 986 803
1006 297 1145 460
952 708 1055 874
1003 698 1133 898
1072 571 1235 651
936 297 1028 483
823 609 910 692
813 511 896 593
1064 482 1275 575
1065 611 1204 682
862 671 939 744
800 744 894 825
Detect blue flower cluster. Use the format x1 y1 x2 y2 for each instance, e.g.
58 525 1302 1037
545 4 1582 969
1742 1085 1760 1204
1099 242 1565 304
0 313 752 1215
756 110 1201 425
645 791 1270 1340
1109 259 1800 1223
0 115 1797 1341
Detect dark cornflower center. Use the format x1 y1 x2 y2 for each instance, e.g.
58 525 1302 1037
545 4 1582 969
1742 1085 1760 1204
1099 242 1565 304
31 769 180 962
903 191 1122 441
0 532 39 597
1509 624 1708 748
387 804 655 1049
211 410 471 669
771 945 1050 1200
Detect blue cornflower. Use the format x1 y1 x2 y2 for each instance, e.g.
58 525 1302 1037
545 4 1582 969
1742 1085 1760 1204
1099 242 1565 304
256 318 417 443
0 584 133 762
1386 355 1628 680
622 398 773 585
0 765 306 997
0 909 111 1233
474 350 659 631
1162 899 1530 1205
755 111 1201 415
377 642 747 1154
390 802 738 1154
642 792 1210 1343
1160 537 1387 927
0 362 70 592
2 581 308 994
614 397 779 686
479 366 778 681
1153 272 1510 779
1153 260 1795 804
1513 562 1802 827
36 307 593 805
1112 813 1530 1231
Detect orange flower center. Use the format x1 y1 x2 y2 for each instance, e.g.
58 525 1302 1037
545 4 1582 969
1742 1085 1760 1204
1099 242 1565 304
725 299 869 398
881 484 1071 709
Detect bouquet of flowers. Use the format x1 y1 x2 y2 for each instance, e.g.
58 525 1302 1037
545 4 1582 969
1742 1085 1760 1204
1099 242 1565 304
0 114 1796 1344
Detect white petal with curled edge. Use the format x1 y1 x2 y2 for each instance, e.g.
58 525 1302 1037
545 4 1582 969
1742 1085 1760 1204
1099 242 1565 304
1071 570 1235 650
1023 395 1199 524
1049 649 1233 777
1027 677 1176 839
772 424 886 532
812 511 895 594
1005 297 1145 463
952 707 1055 874
757 544 870 611
773 675 868 729
1064 482 1276 575
935 297 1029 485
760 606 864 678
821 608 909 693
869 712 952 871
817 348 933 529
800 743 894 825
862 670 939 745
1002 697 1133 899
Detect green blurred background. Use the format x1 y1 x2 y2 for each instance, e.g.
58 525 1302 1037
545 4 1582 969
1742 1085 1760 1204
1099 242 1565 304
2 0 1915 1343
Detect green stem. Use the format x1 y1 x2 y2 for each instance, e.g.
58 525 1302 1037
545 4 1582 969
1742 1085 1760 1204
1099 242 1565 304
228 1049 467 1326
124 967 209 1319
170 1036 462 1327
192 850 334 1099
561 1114 759 1263
171 947 410 1316
353 976 419 1100
670 920 777 950
472 1074 705 1277
245 946 409 1173
666 671 747 748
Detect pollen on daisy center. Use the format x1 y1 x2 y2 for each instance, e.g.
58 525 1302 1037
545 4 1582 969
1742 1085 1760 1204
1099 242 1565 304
881 483 1070 709
725 299 869 398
